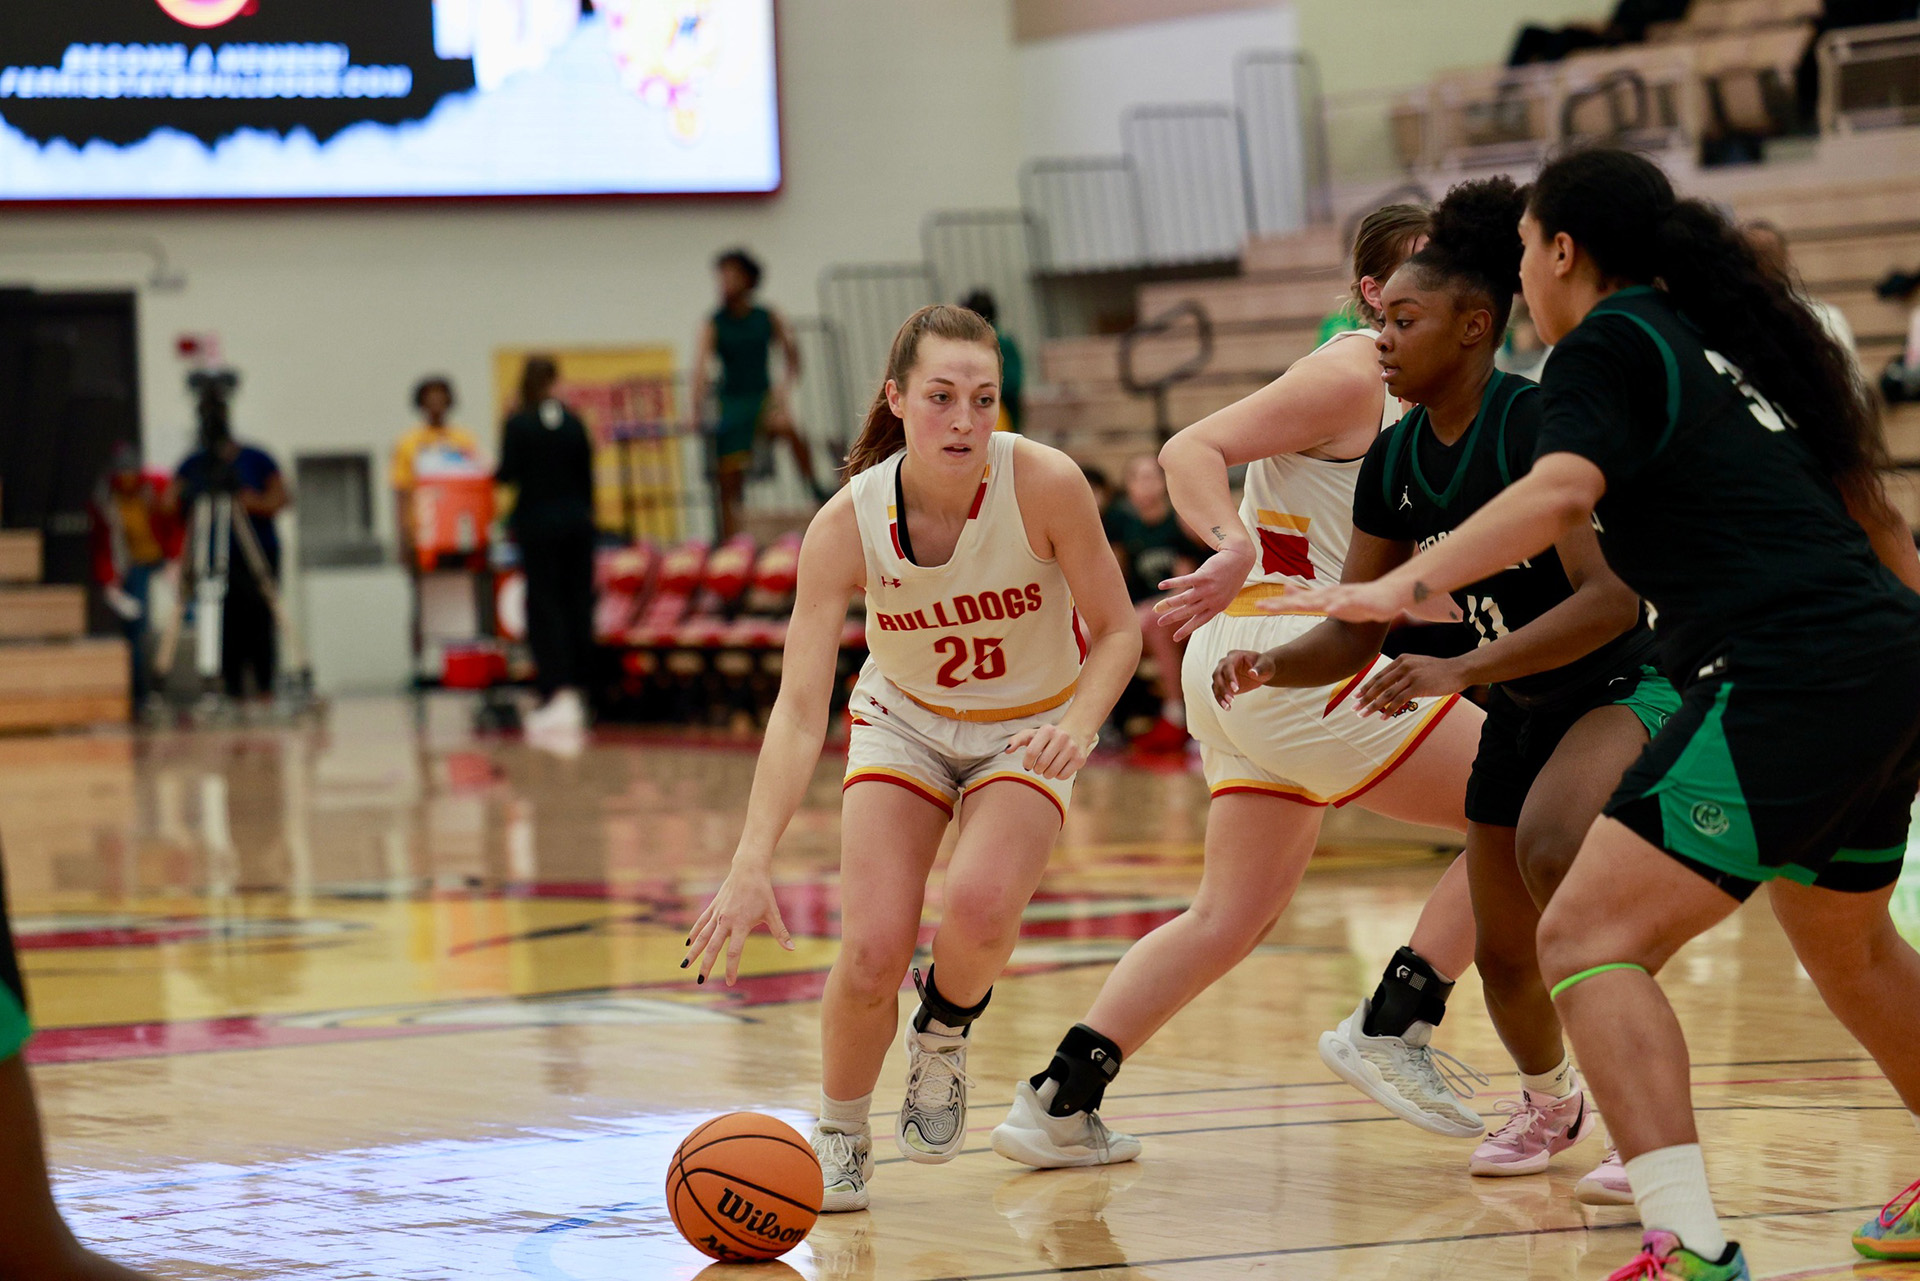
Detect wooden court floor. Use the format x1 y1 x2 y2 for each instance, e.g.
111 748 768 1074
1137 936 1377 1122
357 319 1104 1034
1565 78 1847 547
3 696 1917 1280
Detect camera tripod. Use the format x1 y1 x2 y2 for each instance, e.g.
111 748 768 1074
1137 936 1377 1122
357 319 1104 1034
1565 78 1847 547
153 490 312 712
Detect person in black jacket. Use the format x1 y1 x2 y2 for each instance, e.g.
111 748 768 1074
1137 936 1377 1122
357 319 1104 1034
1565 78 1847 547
497 356 596 734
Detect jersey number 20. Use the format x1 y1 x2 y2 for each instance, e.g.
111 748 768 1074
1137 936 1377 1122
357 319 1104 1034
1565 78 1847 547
935 636 1006 688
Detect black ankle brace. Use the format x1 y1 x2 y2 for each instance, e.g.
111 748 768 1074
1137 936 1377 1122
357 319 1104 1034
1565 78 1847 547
1362 946 1455 1039
911 966 991 1034
1031 1023 1122 1117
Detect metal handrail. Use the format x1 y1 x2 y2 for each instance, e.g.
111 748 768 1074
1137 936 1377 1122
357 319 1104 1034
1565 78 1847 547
1560 68 1653 141
1118 300 1215 442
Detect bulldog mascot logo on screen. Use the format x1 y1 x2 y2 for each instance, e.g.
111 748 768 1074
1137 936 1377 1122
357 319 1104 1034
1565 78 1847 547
155 0 253 28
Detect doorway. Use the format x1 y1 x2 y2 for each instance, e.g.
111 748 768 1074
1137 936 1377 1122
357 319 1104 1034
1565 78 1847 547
0 289 141 633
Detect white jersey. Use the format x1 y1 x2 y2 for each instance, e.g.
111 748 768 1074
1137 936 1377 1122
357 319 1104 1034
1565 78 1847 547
1232 328 1404 615
850 432 1083 721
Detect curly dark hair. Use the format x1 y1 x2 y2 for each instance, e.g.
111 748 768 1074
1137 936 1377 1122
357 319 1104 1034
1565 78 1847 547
1527 146 1887 508
412 375 454 410
715 247 763 289
1406 175 1526 332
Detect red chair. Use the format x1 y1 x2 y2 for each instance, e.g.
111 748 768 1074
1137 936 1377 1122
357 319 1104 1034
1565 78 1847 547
674 534 757 648
626 541 709 647
722 534 805 649
594 544 659 643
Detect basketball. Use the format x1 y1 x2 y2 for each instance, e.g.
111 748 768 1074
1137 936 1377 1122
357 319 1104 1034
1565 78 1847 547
666 1113 823 1262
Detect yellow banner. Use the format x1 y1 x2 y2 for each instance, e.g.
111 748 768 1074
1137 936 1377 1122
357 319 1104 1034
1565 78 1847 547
492 346 686 543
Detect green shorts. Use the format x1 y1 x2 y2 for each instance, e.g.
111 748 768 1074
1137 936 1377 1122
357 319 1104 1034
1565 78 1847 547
1607 654 1920 901
714 393 770 464
1 864 29 1062
1467 663 1680 828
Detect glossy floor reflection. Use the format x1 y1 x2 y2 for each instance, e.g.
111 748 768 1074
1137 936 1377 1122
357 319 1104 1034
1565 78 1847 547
4 696 1917 1280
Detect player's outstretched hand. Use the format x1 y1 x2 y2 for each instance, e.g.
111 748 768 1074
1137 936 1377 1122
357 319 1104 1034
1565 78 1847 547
1211 649 1274 710
1354 653 1466 717
1155 544 1255 641
1266 579 1409 624
1008 724 1091 780
684 865 794 987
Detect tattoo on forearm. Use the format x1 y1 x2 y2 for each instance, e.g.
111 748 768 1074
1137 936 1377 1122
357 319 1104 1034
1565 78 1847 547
1411 581 1431 604
1211 525 1227 550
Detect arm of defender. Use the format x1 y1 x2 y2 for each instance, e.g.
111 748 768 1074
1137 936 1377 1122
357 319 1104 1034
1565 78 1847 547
1290 453 1604 624
1845 475 1920 595
1354 517 1640 715
1212 528 1408 709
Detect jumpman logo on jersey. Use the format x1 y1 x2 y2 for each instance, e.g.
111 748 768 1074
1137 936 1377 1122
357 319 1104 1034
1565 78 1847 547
1399 488 1413 511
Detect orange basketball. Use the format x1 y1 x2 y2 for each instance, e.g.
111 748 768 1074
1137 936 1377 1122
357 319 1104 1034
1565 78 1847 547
666 1112 823 1262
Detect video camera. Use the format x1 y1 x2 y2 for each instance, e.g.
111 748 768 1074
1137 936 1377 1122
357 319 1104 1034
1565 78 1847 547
188 367 242 492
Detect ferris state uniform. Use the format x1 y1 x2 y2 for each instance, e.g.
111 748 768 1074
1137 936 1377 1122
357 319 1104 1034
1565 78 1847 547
1 860 29 1062
1352 369 1679 829
1540 286 1920 898
844 432 1087 822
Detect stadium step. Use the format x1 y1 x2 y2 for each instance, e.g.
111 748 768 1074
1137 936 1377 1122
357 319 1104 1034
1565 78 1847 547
0 529 43 583
0 586 87 642
0 637 129 732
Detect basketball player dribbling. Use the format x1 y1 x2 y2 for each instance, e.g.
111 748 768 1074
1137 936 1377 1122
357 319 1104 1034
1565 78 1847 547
684 305 1140 1212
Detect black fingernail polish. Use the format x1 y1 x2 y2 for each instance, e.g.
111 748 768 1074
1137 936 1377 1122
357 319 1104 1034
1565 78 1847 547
680 958 689 968
697 975 705 985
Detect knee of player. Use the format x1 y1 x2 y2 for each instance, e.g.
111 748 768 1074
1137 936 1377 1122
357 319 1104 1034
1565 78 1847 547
1472 930 1540 991
1186 893 1279 955
1533 896 1616 986
1784 911 1904 986
1514 820 1583 905
939 881 1024 946
835 939 913 1002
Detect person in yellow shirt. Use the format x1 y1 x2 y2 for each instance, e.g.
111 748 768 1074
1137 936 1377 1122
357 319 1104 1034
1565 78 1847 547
392 376 483 561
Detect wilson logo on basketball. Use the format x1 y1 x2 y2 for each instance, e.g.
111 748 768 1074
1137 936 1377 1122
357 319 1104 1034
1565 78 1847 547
715 1188 807 1245
155 0 254 28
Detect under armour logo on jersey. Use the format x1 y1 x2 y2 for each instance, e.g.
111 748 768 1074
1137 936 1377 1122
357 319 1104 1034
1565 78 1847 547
879 575 902 588
1399 489 1413 510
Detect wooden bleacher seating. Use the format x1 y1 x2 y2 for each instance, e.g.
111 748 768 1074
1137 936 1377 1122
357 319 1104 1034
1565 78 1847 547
0 496 130 732
1733 174 1920 374
1035 169 1920 525
1027 226 1350 475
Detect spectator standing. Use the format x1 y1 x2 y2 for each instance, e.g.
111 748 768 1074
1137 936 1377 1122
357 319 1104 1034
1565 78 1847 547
392 377 487 675
1105 455 1207 750
392 376 484 558
90 443 178 711
692 248 819 536
171 381 289 702
497 356 596 736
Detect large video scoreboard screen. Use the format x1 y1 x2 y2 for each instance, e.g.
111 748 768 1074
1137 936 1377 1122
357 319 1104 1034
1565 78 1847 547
0 1 780 201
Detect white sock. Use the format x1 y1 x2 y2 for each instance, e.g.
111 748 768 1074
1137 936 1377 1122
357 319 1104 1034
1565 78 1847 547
1627 1144 1728 1261
1519 1054 1578 1099
819 1092 872 1132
